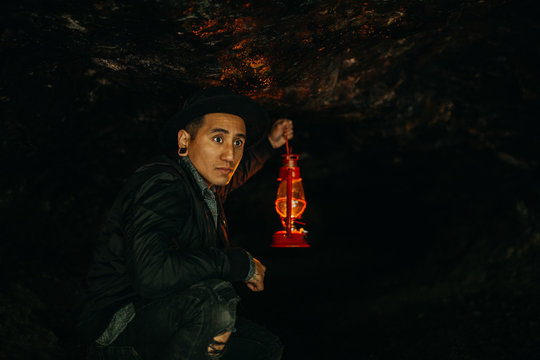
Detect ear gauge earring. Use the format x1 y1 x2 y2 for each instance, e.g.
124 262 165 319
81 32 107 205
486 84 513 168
178 147 187 156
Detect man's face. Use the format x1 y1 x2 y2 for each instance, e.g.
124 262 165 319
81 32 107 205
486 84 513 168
187 113 246 186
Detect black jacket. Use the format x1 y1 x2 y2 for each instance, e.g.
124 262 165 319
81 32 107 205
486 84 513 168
77 140 273 343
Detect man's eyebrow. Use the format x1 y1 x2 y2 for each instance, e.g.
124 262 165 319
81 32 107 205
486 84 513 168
209 128 246 139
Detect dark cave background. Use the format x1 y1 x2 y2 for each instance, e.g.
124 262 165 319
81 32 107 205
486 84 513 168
1 0 540 359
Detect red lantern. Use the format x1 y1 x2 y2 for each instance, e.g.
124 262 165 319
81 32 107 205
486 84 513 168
271 149 309 247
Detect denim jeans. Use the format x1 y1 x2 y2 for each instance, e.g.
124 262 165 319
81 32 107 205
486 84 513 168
86 279 282 360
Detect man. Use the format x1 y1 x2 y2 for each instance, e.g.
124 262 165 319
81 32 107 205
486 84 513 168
77 87 293 359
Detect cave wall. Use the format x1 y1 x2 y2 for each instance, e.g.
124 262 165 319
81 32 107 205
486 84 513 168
1 0 539 359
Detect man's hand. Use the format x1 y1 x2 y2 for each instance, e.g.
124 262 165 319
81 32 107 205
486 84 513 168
268 118 293 149
245 258 266 292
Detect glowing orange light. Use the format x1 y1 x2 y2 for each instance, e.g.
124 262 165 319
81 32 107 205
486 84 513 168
271 150 309 248
275 178 306 219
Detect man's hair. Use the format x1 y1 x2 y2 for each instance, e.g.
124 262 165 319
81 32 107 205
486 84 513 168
185 115 205 139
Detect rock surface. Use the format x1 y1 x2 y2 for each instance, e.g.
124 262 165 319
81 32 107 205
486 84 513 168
1 0 539 359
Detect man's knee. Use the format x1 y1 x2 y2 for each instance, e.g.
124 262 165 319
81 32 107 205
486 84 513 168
185 279 239 357
189 279 239 331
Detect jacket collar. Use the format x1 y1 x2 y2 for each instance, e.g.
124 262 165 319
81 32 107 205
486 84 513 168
179 156 217 199
165 154 230 248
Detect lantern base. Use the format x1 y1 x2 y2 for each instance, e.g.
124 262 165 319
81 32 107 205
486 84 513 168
271 230 310 248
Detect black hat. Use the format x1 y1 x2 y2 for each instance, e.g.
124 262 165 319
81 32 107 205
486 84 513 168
160 87 270 154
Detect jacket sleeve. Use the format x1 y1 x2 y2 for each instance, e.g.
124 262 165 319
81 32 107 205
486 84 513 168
217 138 274 201
122 171 236 298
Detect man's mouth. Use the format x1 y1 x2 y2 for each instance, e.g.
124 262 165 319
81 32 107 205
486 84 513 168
216 167 233 175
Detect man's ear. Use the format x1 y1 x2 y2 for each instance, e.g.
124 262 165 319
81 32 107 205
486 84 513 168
177 129 190 156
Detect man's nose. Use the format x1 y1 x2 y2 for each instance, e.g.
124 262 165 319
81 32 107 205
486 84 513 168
220 142 235 162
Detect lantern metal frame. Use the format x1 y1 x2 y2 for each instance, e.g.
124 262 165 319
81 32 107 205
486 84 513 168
271 152 309 248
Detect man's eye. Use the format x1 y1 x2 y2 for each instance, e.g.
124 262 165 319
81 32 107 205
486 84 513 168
234 139 244 147
213 136 223 143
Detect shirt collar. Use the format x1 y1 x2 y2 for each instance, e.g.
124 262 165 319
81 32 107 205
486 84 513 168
180 156 216 197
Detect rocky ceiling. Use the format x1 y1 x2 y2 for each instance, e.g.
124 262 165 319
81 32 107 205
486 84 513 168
2 0 538 160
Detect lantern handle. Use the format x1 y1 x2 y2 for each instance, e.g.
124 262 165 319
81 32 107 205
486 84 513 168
284 125 290 155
